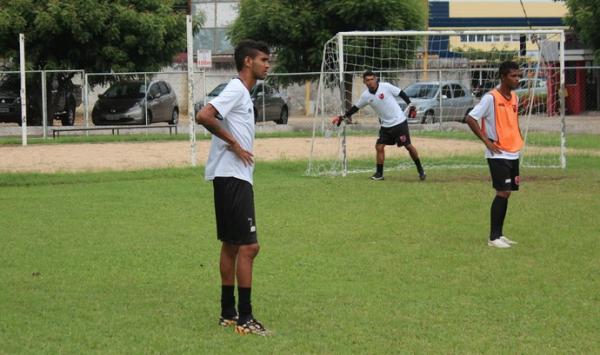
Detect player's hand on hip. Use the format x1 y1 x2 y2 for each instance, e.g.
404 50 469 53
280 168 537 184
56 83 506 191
485 140 501 155
229 142 254 166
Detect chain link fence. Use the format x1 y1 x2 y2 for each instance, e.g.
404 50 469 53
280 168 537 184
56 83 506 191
2 67 600 138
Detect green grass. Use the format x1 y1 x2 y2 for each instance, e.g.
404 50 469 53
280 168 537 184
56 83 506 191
1 156 599 353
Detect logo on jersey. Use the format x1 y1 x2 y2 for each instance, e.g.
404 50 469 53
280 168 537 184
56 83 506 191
379 93 385 100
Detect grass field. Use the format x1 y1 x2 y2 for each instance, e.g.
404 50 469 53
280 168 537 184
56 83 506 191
1 155 599 353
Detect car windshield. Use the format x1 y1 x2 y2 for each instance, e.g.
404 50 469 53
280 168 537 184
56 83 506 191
404 84 438 99
208 83 227 96
103 82 145 99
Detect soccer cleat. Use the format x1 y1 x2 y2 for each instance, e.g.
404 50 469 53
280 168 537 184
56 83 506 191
419 173 427 181
499 236 518 245
488 238 511 248
219 315 238 327
370 172 384 181
235 318 270 336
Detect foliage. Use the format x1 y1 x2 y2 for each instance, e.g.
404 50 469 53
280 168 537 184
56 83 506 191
228 0 425 79
563 0 600 63
0 0 201 75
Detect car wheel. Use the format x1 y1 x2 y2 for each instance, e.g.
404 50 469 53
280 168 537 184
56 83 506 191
144 111 153 125
169 108 179 125
61 104 76 126
276 107 288 125
422 110 435 124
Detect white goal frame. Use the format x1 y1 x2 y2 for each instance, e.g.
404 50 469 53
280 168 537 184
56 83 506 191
309 29 566 177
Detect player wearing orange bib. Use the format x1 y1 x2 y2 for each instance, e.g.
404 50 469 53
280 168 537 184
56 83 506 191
465 61 522 248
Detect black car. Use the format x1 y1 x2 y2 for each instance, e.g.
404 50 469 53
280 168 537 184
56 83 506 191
0 73 81 126
194 81 289 124
92 80 179 125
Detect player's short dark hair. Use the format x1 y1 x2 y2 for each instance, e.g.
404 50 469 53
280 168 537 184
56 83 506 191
234 39 270 71
363 70 377 80
499 61 520 77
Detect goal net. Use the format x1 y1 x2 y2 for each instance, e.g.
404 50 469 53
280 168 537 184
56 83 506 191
307 30 566 177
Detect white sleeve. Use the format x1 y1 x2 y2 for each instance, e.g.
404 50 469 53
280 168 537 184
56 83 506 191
209 80 242 119
384 82 401 96
355 91 369 109
469 94 493 122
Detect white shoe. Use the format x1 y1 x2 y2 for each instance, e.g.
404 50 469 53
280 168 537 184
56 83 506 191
500 236 518 245
488 238 511 248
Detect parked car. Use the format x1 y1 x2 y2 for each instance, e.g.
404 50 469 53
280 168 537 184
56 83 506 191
92 80 178 125
0 72 81 126
398 81 475 124
472 81 498 98
194 81 289 124
514 78 547 114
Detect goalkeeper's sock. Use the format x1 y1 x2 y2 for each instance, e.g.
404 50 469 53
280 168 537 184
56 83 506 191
490 195 508 240
413 158 424 175
376 164 384 175
221 285 236 318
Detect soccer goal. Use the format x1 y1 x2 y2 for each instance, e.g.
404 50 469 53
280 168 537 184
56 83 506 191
307 30 566 177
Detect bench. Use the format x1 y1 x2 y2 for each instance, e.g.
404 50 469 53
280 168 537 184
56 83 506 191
50 124 178 138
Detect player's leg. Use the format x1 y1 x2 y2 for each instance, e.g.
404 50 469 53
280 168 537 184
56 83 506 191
372 126 390 180
396 121 425 180
219 243 239 326
236 243 259 321
229 180 269 336
213 177 241 325
498 159 520 245
372 143 385 180
486 159 516 248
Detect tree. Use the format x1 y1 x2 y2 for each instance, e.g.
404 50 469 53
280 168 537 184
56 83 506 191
0 0 198 75
563 0 600 62
228 0 425 75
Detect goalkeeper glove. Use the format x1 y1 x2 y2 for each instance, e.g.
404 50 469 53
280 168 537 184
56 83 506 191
331 115 352 127
404 105 417 119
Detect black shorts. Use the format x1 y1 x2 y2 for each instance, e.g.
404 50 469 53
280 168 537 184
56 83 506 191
377 120 411 146
212 177 257 245
487 158 520 191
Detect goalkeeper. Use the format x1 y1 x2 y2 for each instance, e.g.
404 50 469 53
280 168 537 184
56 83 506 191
333 70 425 181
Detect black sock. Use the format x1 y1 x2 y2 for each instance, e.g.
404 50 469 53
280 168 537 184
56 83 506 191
376 164 383 175
238 287 252 323
413 158 424 175
221 285 236 318
490 195 508 240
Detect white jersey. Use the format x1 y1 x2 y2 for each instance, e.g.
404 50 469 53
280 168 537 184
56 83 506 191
469 93 520 160
205 78 256 184
356 82 406 127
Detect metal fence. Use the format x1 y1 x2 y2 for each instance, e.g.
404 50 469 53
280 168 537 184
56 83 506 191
1 67 600 138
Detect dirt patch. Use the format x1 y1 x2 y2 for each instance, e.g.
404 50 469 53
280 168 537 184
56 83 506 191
0 136 486 174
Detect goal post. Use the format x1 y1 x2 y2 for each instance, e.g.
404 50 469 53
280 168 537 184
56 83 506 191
307 30 566 177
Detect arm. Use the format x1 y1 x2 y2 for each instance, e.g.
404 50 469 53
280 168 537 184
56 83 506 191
398 90 411 105
196 104 254 166
464 116 501 155
332 105 359 126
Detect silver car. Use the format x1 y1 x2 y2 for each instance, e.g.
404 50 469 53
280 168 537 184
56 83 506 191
398 81 475 124
195 81 289 124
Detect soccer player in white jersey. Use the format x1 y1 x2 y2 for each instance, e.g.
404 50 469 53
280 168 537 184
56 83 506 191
333 70 426 181
196 40 270 336
465 61 522 249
